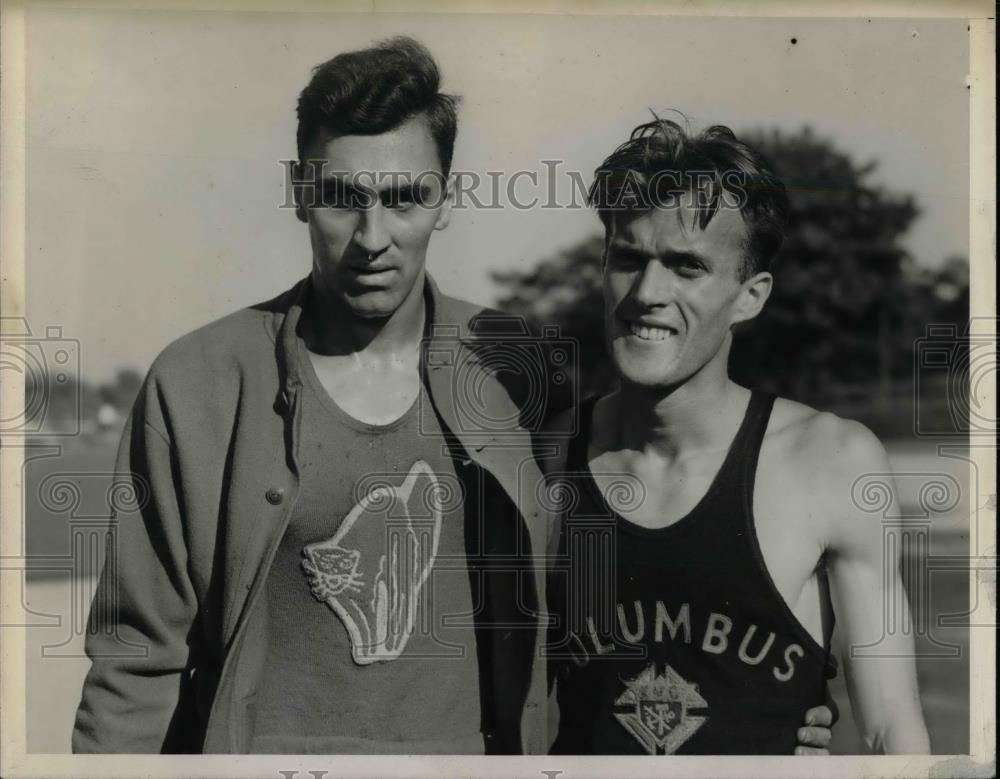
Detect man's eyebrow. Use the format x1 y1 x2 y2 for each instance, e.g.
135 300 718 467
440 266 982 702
607 240 650 256
317 173 357 191
608 241 711 266
663 249 712 266
317 171 355 182
380 182 426 198
316 175 433 196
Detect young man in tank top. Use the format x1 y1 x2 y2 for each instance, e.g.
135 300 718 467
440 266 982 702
541 119 931 755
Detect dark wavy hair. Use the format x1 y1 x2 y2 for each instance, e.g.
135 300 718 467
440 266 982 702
296 36 460 175
587 115 789 278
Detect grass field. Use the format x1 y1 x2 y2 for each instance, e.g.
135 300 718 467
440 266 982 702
19 431 975 754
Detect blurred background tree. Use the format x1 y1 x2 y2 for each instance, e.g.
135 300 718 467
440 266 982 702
493 126 969 436
97 368 143 412
31 366 145 434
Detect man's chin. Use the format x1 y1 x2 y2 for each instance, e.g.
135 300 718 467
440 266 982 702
343 288 405 319
610 343 683 389
616 371 682 391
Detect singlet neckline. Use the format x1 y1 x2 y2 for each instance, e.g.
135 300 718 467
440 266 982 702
294 335 420 434
574 391 763 539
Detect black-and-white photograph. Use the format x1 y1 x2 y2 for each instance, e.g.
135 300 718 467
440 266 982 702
0 3 994 778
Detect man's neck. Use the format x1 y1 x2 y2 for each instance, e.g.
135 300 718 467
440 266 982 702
302 271 427 366
607 371 746 461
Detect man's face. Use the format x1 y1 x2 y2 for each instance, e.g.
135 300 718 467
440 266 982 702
295 115 453 319
603 193 770 389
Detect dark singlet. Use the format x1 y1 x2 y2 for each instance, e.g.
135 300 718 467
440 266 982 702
548 392 833 755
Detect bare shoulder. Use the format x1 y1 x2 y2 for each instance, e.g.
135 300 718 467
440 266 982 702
768 397 891 480
763 398 894 548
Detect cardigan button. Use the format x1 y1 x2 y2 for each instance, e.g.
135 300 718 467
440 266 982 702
265 487 285 505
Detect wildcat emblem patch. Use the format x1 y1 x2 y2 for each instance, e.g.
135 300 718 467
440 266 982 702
301 461 443 665
613 663 709 754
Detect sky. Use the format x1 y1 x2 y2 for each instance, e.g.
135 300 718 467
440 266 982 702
24 8 971 382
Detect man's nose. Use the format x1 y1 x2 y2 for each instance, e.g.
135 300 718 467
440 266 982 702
353 201 391 257
631 260 673 307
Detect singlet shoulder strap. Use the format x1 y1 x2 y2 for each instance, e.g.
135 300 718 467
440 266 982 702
567 392 774 487
739 390 777 485
694 390 776 520
547 395 600 556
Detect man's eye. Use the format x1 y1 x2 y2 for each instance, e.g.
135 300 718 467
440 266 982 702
384 197 415 211
675 261 707 277
382 191 420 210
610 251 643 268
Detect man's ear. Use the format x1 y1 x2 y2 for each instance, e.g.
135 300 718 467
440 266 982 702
433 174 456 231
731 271 773 325
291 160 310 224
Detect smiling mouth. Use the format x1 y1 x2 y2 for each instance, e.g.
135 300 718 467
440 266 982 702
626 321 677 341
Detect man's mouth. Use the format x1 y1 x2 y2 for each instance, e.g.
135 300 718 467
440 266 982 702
346 264 397 286
626 321 677 341
348 263 395 275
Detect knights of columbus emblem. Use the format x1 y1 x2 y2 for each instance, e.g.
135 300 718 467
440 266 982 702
613 663 709 754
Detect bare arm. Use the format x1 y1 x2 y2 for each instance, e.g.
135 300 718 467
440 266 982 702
822 420 930 754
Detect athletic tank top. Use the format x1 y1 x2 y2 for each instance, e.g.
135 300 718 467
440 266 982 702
548 392 832 755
